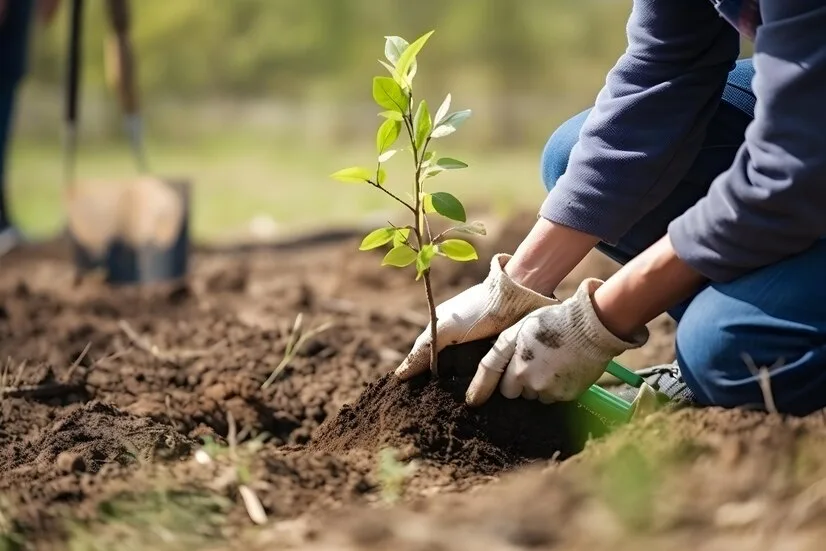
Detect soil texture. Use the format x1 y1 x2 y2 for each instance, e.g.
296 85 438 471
2 214 825 551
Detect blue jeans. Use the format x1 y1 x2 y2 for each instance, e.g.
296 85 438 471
541 59 826 416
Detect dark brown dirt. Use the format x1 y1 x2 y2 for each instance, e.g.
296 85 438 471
1 401 192 477
0 218 568 545
7 217 823 551
314 370 576 475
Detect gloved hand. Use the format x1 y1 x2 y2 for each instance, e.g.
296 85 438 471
395 253 558 380
466 278 648 406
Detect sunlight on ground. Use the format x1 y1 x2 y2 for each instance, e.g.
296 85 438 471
7 135 547 243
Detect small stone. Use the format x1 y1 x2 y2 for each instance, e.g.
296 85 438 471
56 451 87 473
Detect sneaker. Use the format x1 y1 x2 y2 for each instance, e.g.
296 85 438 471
605 361 696 405
0 225 23 257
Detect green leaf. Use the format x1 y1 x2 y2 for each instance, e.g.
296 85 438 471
393 228 410 247
435 157 468 170
430 109 472 139
415 244 437 280
378 110 403 121
394 30 434 88
378 149 398 163
423 193 436 214
377 119 401 154
434 94 451 126
438 239 478 262
423 165 445 179
382 245 417 268
422 151 437 171
414 100 432 151
428 191 466 222
359 227 396 251
378 59 396 76
376 167 387 185
384 36 409 66
451 221 487 236
372 77 409 113
330 166 373 184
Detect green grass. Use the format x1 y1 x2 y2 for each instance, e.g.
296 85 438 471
67 489 232 551
7 134 547 243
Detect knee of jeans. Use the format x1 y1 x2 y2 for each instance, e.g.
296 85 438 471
540 109 590 193
674 289 741 407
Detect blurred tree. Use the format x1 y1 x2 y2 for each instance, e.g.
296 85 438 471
21 0 643 146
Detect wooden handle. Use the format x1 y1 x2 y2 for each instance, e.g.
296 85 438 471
65 0 84 125
104 0 139 115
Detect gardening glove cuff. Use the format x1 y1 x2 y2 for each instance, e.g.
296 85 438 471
562 278 648 364
395 253 557 380
483 253 559 320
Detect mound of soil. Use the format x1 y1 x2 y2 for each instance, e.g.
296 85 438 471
313 373 571 474
313 340 606 475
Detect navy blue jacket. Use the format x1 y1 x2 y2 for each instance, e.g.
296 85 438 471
540 0 826 281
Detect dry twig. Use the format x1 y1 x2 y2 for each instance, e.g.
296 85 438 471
741 353 783 415
224 411 268 525
64 342 92 382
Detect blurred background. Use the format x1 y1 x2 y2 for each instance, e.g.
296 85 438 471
8 0 751 244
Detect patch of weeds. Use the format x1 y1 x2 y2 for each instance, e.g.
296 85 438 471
661 438 712 466
790 433 826 488
261 313 334 389
195 414 269 525
376 447 418 503
0 498 24 551
589 443 660 531
67 489 232 551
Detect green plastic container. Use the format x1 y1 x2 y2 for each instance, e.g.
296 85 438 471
573 360 641 428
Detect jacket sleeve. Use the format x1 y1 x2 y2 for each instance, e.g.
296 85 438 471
539 0 739 244
669 1 826 282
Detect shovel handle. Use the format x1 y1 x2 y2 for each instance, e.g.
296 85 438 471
104 0 139 115
63 0 84 189
65 0 83 126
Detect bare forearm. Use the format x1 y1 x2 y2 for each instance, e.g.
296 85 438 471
593 235 706 340
505 217 599 296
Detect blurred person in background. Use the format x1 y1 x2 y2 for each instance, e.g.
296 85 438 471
0 0 60 255
396 1 826 416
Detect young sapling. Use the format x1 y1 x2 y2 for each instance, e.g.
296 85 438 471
331 30 484 375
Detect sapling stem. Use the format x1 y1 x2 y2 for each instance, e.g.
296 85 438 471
404 101 439 376
330 31 481 379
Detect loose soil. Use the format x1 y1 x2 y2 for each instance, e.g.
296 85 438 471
1 213 824 551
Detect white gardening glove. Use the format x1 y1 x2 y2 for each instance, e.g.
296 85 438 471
395 253 558 380
466 278 648 406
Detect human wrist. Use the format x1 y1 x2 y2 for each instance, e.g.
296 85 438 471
504 218 599 296
593 235 706 340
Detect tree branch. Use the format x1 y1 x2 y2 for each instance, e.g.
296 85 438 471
367 180 415 214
